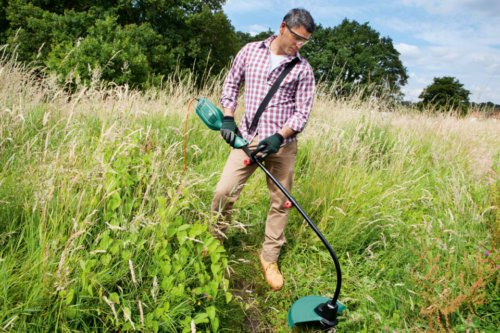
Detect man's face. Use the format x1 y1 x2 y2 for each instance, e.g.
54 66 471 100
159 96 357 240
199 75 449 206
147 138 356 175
279 22 312 56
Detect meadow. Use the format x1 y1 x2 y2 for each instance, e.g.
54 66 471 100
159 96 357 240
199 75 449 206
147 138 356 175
0 52 500 332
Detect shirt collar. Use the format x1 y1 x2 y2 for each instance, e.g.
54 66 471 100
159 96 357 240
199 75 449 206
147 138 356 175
261 35 304 62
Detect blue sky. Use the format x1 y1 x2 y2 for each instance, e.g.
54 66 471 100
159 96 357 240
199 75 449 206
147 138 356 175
223 0 500 104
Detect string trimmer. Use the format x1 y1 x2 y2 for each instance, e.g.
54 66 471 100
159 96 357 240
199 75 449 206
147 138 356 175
187 97 346 329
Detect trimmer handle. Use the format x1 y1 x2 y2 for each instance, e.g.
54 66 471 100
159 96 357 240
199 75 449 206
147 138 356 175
251 144 268 159
242 144 268 166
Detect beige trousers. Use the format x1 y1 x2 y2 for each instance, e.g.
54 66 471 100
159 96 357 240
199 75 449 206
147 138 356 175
211 135 298 263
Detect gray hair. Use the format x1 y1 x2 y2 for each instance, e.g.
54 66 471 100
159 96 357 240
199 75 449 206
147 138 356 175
283 8 315 33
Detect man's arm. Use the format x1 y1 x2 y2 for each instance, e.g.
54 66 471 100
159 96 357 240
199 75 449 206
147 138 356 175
220 46 248 113
283 66 316 134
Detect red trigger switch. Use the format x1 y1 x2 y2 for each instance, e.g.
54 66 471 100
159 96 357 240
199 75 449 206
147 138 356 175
244 159 251 166
285 201 293 208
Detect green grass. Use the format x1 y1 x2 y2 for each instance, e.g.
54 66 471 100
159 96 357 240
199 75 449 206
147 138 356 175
1 55 500 332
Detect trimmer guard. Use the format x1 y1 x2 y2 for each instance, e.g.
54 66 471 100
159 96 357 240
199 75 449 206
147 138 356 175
288 296 346 329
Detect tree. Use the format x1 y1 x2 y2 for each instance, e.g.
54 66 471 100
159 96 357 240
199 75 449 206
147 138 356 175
235 29 274 50
417 77 471 115
0 0 239 87
301 19 408 98
0 0 8 44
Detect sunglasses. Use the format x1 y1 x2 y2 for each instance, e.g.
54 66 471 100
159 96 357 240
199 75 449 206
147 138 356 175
285 22 310 46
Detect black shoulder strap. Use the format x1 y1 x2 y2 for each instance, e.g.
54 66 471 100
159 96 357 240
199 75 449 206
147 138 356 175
249 57 300 132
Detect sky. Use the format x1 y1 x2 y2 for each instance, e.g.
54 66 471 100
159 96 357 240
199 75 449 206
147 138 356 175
222 0 500 104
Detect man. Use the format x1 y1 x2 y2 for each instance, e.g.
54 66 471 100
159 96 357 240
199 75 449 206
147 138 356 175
211 8 316 291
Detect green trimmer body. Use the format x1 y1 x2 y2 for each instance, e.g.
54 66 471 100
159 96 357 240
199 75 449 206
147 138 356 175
195 98 249 148
193 98 346 330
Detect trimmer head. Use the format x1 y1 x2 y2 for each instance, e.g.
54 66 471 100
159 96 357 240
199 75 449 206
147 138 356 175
288 296 346 329
195 98 249 148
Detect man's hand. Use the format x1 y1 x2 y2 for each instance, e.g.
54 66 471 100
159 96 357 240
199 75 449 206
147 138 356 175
258 133 284 154
220 116 238 147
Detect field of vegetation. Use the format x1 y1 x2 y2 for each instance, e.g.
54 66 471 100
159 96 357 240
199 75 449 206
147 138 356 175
1 52 500 333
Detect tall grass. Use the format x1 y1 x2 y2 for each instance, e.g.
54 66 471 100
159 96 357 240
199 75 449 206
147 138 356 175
1 49 499 332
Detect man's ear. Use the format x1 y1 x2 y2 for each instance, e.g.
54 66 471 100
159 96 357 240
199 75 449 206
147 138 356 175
279 22 286 35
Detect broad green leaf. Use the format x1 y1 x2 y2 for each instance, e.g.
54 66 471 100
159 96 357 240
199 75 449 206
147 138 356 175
167 227 177 238
207 306 216 321
208 242 218 254
225 292 232 304
214 245 226 253
193 313 209 324
161 263 172 276
123 307 131 318
210 252 221 263
108 195 121 211
212 316 219 332
122 323 133 330
177 230 187 245
157 197 167 207
177 224 190 232
66 289 74 305
211 263 220 276
121 250 132 261
109 293 120 304
189 223 202 238
66 307 77 319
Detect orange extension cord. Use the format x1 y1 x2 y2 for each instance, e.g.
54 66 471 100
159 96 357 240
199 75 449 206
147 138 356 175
182 98 196 176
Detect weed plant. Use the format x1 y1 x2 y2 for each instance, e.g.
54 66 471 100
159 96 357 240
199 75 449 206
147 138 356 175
0 49 500 332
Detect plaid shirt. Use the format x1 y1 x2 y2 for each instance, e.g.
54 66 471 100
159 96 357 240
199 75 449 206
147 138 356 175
220 36 315 146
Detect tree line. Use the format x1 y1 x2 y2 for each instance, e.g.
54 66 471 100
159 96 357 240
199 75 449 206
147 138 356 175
0 0 409 95
1 0 491 113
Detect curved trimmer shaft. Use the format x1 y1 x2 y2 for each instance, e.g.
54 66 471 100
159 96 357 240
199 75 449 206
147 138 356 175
244 150 342 323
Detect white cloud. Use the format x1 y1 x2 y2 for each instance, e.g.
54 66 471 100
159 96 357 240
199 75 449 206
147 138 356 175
401 88 424 101
247 24 271 36
389 1 500 103
382 15 500 77
224 0 372 22
395 43 421 59
222 0 500 103
415 77 429 85
223 0 272 14
401 0 500 18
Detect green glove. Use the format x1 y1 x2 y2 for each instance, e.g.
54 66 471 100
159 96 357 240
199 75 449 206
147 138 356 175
220 116 237 147
258 133 284 154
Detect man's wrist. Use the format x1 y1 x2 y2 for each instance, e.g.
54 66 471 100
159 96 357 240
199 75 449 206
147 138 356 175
223 108 235 117
278 126 296 139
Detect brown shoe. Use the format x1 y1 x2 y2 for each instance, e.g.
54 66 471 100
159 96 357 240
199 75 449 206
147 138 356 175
260 254 283 291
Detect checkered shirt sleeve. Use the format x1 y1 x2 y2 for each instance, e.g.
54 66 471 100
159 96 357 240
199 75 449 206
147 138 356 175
284 66 315 133
220 45 248 111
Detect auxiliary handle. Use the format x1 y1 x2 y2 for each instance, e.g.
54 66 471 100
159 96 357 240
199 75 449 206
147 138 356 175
243 144 269 166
